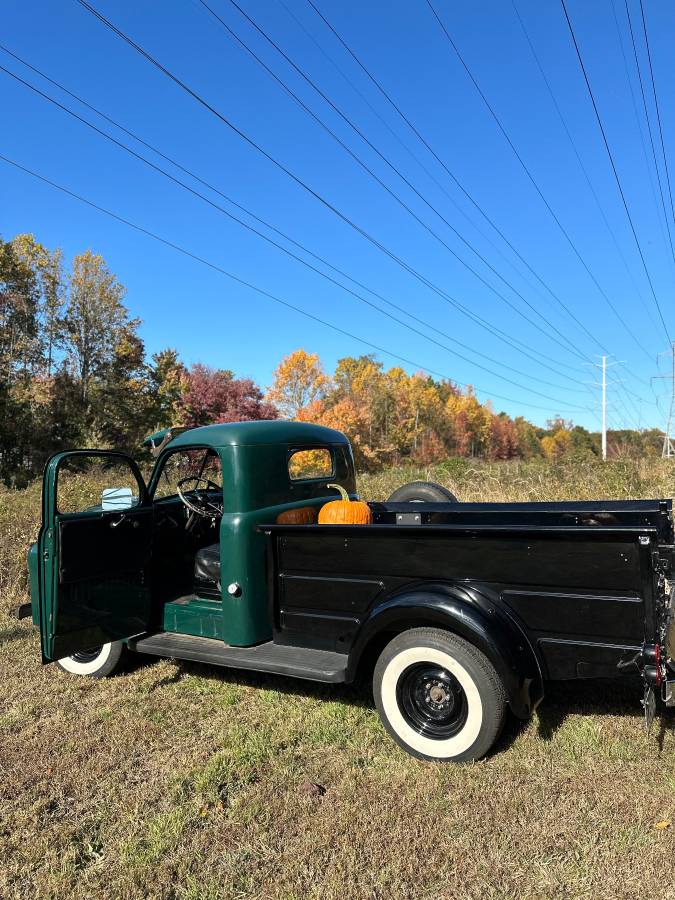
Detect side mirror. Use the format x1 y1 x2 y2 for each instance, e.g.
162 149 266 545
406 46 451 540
101 487 135 511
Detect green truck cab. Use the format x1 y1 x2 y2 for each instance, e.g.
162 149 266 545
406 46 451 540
19 419 675 762
28 421 355 653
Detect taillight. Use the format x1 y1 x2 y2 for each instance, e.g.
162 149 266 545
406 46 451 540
655 643 662 686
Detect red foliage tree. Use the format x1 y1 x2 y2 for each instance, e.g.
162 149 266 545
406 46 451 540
178 364 278 427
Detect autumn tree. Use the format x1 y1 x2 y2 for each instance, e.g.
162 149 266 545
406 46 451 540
268 349 329 418
63 250 129 403
179 364 278 427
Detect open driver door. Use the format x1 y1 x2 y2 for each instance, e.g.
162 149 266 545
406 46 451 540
37 450 153 662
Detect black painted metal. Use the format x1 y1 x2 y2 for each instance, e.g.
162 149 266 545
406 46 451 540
397 663 468 740
261 497 675 717
129 631 348 682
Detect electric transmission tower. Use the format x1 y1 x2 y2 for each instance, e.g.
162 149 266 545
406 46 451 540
654 342 675 458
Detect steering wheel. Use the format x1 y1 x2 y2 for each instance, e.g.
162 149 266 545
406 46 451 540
176 476 224 519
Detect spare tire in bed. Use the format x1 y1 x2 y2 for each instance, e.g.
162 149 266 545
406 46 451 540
387 480 458 503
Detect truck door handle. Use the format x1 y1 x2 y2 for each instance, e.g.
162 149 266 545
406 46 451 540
109 514 126 528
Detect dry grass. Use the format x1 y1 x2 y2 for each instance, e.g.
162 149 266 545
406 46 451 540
2 458 675 899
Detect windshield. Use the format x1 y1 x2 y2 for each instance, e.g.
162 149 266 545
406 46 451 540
152 448 222 500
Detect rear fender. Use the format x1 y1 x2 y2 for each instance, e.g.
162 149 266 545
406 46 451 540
348 582 543 719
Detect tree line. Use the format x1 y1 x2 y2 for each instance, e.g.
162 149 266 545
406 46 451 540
0 234 275 486
0 233 662 485
267 350 663 470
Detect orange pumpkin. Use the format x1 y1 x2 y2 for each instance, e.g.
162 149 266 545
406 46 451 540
276 506 317 525
318 484 372 525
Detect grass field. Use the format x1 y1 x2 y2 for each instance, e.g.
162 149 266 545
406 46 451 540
2 458 675 899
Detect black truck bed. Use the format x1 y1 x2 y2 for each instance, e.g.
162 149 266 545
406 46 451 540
262 498 674 683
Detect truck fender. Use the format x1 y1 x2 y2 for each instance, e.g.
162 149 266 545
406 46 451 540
347 582 543 719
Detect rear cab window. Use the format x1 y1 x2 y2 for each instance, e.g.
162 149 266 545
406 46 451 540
288 448 334 482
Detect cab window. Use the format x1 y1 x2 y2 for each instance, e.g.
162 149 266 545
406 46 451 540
153 448 222 500
56 454 143 514
288 448 333 481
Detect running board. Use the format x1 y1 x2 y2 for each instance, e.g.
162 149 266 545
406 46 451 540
128 632 348 683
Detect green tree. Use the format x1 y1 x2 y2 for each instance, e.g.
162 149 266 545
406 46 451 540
148 348 186 429
0 237 41 379
11 234 65 376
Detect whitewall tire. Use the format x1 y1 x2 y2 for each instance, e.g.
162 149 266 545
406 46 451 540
373 628 506 762
56 641 126 678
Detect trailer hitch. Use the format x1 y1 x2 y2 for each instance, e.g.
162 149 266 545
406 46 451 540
627 644 666 731
643 684 656 731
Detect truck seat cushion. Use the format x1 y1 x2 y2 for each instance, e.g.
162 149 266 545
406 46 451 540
194 543 221 587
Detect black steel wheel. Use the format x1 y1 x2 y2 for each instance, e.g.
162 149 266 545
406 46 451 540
397 663 468 740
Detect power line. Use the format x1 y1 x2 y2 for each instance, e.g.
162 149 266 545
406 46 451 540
0 152 590 414
282 0 566 318
636 0 675 243
621 0 675 274
510 0 658 421
302 3 651 428
0 49 589 395
424 0 656 360
559 0 671 344
196 0 588 361
305 0 609 358
512 0 658 331
611 0 672 282
73 0 592 376
1 64 592 404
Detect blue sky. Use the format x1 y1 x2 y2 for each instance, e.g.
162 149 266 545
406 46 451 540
2 0 675 429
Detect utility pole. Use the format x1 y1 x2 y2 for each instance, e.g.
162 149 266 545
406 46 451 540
654 342 675 458
586 356 621 461
601 355 607 462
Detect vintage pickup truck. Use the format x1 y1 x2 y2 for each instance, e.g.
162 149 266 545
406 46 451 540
13 420 675 762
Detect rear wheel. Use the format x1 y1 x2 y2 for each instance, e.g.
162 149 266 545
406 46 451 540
387 481 458 503
373 628 506 762
56 641 126 678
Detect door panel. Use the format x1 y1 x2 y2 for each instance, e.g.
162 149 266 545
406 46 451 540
39 450 152 662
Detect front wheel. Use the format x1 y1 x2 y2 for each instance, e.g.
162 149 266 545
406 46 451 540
56 641 126 678
373 628 506 762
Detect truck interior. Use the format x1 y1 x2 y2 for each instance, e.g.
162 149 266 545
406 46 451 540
53 447 226 641
148 446 226 632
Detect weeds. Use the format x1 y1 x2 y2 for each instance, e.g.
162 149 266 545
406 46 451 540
2 458 675 898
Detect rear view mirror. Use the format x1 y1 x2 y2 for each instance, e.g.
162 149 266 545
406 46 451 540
101 487 135 510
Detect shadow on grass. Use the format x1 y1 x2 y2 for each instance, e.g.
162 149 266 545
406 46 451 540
536 677 645 742
0 624 31 645
125 651 373 710
125 654 666 757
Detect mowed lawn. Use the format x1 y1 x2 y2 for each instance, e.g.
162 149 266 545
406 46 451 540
2 458 675 899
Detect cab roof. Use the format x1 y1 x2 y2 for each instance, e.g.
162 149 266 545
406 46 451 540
162 420 349 449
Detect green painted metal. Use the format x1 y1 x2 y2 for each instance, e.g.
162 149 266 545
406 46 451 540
36 421 357 657
27 542 39 626
163 597 224 639
147 421 357 646
37 449 152 662
168 420 349 450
